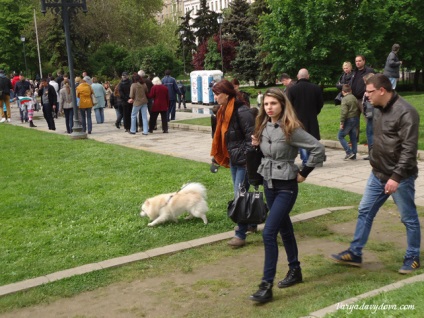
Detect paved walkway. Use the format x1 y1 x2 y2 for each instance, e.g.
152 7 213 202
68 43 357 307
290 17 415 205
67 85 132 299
8 103 424 206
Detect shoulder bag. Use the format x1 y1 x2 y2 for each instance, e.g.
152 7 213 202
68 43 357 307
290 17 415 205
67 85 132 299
91 93 98 105
227 185 268 224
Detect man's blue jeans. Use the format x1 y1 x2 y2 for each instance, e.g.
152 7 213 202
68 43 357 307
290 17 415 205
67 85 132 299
262 180 299 283
338 117 358 155
350 173 421 258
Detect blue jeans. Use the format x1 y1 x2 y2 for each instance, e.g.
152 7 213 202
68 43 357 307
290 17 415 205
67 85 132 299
389 77 398 89
350 173 421 258
230 163 256 240
366 117 373 149
79 108 92 133
64 108 74 133
94 108 104 124
299 148 309 166
131 104 148 134
262 180 299 283
338 117 358 155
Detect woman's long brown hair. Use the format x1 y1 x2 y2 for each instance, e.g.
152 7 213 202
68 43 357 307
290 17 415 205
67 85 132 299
253 87 302 141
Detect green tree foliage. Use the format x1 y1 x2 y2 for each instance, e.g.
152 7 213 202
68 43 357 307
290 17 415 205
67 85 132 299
0 0 33 73
128 45 182 78
231 41 260 86
88 43 129 78
192 0 219 44
178 10 197 74
260 0 390 84
204 36 222 70
222 0 255 43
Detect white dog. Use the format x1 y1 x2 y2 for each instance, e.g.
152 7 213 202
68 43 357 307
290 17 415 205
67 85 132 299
140 183 208 226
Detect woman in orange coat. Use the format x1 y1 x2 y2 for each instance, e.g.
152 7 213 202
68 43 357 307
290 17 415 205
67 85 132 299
76 76 94 134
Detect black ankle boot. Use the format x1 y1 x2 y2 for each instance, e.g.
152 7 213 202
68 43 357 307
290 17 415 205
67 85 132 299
278 267 303 288
249 281 273 303
29 120 37 127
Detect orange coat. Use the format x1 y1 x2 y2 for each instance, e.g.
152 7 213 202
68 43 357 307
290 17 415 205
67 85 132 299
76 83 94 109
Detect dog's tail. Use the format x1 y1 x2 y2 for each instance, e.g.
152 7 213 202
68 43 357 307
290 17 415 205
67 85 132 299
180 183 207 199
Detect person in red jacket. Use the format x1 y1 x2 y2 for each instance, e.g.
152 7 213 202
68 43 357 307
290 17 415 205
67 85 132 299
147 77 169 133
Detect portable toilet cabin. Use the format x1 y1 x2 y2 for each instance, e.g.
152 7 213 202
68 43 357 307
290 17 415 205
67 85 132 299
201 70 223 104
190 71 203 104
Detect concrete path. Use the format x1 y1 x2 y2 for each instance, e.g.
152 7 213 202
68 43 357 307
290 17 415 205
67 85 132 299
7 103 424 205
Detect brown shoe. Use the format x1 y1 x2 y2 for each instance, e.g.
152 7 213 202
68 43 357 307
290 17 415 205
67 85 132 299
227 237 246 248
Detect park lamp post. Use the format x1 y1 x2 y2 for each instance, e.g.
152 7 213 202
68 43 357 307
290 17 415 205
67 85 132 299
179 30 186 74
20 36 28 76
40 0 87 140
217 14 224 73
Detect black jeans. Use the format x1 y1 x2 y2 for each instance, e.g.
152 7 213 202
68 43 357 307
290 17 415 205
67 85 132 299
42 103 56 130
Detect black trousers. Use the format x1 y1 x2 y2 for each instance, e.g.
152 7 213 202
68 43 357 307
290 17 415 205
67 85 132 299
42 103 56 130
122 102 132 130
149 111 168 132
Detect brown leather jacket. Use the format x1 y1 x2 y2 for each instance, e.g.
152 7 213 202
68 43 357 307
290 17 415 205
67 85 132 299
370 93 419 182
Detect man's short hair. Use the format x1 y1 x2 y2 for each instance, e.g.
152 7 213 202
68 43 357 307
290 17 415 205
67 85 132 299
342 84 351 93
165 70 171 76
365 73 392 92
280 73 291 80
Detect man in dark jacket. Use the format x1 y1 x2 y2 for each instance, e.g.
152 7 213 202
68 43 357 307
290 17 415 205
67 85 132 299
162 70 181 121
177 81 186 109
38 78 57 130
119 72 132 132
14 73 31 123
287 68 324 166
331 74 421 275
383 43 402 89
0 69 13 122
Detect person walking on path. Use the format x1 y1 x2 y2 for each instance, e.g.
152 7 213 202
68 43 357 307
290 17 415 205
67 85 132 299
331 74 421 275
177 80 186 109
38 78 57 131
350 55 375 141
287 68 324 166
147 77 169 133
128 74 149 135
337 84 360 160
76 76 94 134
162 70 181 122
383 43 402 89
119 72 132 132
249 88 325 303
59 78 74 134
91 77 107 124
210 79 256 248
0 69 13 122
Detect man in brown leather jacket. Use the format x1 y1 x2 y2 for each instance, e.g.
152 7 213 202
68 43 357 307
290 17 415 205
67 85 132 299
331 74 421 274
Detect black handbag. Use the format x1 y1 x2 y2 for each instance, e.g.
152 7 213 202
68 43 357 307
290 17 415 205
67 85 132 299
246 147 264 186
227 185 268 224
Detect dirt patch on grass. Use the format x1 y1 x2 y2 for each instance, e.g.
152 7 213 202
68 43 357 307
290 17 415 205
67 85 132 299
2 210 422 318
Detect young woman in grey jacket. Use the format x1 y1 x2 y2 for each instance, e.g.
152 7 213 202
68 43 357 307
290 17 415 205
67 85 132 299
249 88 325 303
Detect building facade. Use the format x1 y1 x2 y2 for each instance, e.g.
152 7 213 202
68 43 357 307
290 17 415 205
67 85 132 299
159 0 255 23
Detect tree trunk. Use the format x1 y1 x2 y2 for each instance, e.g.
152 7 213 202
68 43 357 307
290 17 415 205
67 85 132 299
414 69 421 91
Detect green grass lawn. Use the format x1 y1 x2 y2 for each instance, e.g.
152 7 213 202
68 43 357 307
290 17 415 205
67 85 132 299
177 92 424 149
0 124 362 287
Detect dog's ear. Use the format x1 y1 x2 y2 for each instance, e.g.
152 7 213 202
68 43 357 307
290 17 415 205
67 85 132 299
145 200 150 206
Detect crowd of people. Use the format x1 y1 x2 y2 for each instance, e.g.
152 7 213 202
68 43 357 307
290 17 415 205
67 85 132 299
0 69 187 136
